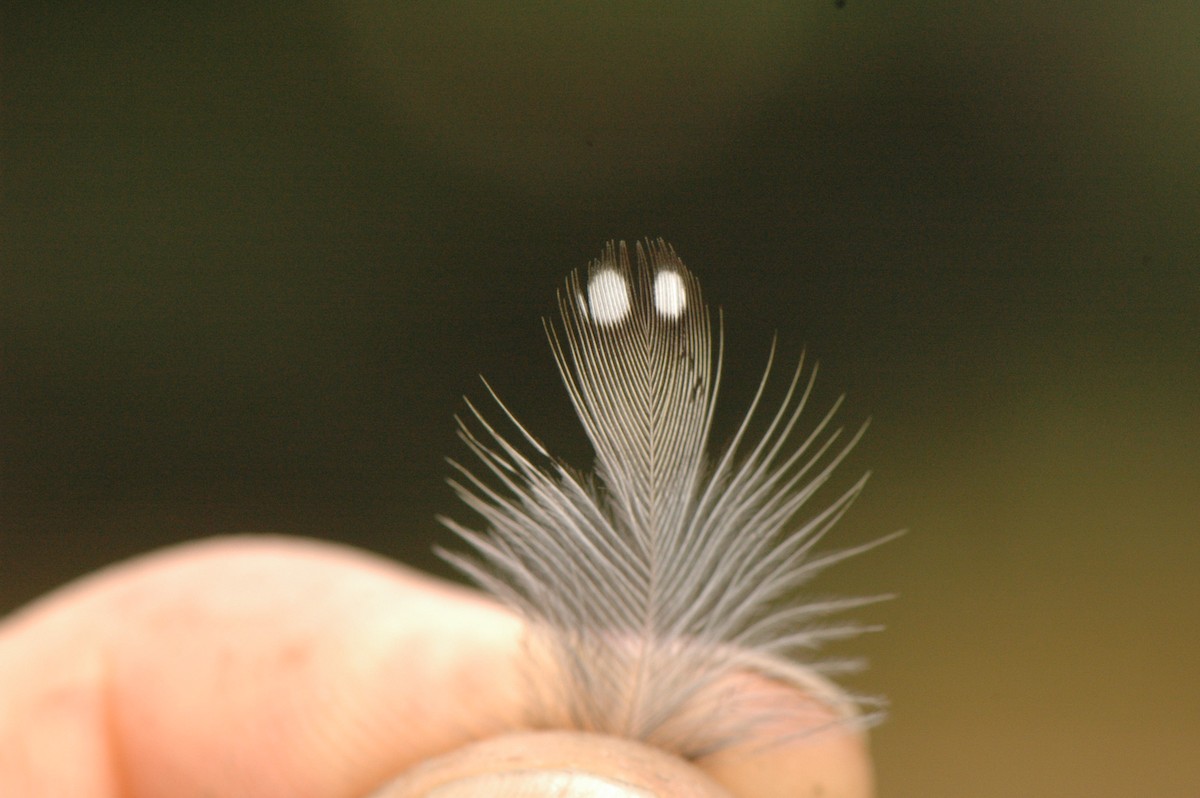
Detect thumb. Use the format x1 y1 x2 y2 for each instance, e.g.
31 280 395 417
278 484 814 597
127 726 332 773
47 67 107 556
368 730 731 798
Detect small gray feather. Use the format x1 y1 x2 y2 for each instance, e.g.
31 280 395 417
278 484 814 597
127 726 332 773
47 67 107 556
439 240 893 757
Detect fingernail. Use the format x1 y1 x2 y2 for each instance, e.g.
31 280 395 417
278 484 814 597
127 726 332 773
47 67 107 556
427 769 653 797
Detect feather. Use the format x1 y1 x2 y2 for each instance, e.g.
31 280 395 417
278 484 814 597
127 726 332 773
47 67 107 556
438 239 893 757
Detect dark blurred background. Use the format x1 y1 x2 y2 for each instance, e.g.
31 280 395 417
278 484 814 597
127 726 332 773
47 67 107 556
3 3 1198 796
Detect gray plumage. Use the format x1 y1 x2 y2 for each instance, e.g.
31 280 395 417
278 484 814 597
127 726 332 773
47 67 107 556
439 240 892 757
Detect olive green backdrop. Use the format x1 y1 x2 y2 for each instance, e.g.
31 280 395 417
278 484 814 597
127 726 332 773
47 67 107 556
3 3 1198 796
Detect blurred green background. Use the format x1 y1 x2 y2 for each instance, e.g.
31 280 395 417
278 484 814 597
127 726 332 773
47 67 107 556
3 3 1198 796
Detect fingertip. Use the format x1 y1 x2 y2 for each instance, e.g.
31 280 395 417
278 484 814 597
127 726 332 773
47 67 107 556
695 675 875 798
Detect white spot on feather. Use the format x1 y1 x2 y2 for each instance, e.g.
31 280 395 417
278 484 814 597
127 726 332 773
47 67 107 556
653 270 687 319
587 269 631 326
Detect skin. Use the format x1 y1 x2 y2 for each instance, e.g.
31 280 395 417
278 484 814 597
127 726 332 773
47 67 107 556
0 536 874 797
